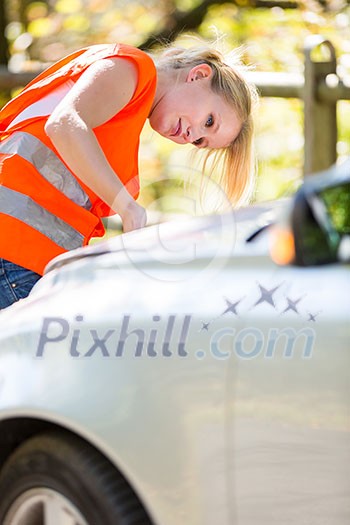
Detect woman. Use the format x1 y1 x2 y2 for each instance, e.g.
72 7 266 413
0 41 258 309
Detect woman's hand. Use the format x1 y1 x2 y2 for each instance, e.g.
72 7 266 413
45 59 147 234
119 200 147 233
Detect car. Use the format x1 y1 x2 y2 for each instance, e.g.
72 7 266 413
0 160 349 525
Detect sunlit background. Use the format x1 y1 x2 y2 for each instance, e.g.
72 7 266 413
2 0 350 221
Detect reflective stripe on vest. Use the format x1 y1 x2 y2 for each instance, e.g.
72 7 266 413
0 185 84 251
0 131 92 210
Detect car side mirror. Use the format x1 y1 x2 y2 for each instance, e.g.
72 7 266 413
270 159 350 267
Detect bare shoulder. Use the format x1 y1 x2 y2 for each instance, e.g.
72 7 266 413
89 56 138 85
72 56 138 98
53 56 139 128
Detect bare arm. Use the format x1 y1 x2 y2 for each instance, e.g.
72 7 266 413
45 57 146 232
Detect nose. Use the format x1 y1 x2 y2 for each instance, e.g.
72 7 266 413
184 125 203 145
183 127 192 143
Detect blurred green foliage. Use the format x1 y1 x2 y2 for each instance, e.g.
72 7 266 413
2 0 350 217
322 182 350 234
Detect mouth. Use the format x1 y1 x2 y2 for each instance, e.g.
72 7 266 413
170 119 182 137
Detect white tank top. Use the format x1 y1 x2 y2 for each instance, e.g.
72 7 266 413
8 79 75 129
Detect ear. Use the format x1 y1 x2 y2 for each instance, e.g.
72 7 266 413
186 64 213 82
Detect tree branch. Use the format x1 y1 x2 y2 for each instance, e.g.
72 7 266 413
0 0 9 65
139 0 299 50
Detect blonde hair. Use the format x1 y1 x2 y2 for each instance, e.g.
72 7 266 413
153 43 259 206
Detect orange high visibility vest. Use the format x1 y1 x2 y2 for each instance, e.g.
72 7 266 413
0 44 157 275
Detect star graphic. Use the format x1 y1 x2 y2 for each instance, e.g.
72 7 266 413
282 296 304 315
307 311 321 322
252 283 281 309
199 321 210 332
221 297 244 316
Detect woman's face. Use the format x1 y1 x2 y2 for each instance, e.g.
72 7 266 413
148 64 242 149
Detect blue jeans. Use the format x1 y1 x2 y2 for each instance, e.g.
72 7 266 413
0 258 41 310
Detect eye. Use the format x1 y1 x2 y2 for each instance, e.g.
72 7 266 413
192 138 204 146
205 115 214 127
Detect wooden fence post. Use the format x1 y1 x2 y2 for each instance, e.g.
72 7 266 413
304 36 337 175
